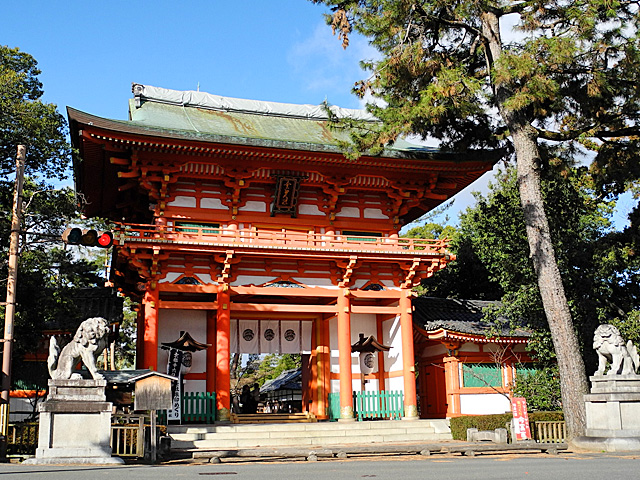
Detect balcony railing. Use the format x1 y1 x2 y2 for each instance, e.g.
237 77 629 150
114 223 451 256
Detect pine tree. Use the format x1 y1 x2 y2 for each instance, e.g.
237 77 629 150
311 0 640 439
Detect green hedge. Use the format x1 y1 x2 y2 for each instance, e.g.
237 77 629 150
450 411 564 441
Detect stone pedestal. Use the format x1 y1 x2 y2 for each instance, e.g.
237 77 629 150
571 375 640 452
24 379 124 465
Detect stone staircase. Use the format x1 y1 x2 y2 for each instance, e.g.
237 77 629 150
230 412 317 424
169 418 451 450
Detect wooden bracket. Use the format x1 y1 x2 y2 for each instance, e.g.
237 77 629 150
337 256 358 287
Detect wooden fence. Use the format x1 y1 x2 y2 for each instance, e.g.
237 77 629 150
328 391 405 421
111 414 145 457
182 391 216 423
532 421 566 443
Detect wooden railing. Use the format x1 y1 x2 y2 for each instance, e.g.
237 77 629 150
0 404 8 436
182 391 216 423
354 390 404 421
111 415 145 457
532 421 566 443
5 422 38 455
327 391 405 421
115 223 450 256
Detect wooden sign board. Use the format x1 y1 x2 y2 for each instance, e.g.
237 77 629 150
134 375 173 411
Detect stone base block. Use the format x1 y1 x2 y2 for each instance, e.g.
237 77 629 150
31 379 120 465
571 435 640 452
24 456 124 465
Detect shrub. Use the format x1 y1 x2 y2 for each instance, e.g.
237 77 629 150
512 365 562 411
449 411 564 441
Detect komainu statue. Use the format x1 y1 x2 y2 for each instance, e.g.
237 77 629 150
47 317 110 380
593 324 639 376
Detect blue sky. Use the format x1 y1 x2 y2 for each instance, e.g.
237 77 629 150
3 1 633 230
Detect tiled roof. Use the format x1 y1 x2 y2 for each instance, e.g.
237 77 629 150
260 369 302 393
412 296 530 338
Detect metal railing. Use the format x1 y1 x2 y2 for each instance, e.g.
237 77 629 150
115 224 451 256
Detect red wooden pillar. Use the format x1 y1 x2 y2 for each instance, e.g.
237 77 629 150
444 355 461 417
376 314 386 391
206 310 217 395
399 289 418 419
142 287 159 371
136 308 145 369
337 288 354 420
216 284 231 421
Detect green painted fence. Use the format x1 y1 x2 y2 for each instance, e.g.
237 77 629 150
182 391 216 423
328 391 404 421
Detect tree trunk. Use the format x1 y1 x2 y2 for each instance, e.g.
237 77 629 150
481 12 588 439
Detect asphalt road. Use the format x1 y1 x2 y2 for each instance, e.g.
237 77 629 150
0 453 638 480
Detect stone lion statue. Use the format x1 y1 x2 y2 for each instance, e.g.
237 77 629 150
47 317 110 380
593 324 639 376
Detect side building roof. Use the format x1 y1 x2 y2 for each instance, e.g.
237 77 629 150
412 296 530 344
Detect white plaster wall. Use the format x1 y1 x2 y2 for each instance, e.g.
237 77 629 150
184 380 206 393
291 277 336 287
419 344 448 358
158 310 208 375
363 208 389 219
239 201 266 212
382 316 403 373
386 376 404 392
298 204 323 216
201 198 226 210
231 275 277 287
168 196 197 208
459 343 481 352
196 273 215 285
460 393 511 415
160 272 182 283
330 379 340 393
336 207 360 218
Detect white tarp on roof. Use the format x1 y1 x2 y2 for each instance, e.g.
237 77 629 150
133 83 377 121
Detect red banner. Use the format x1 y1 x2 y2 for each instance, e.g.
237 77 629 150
511 397 532 441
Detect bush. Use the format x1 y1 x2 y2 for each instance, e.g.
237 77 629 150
449 411 564 441
512 366 562 411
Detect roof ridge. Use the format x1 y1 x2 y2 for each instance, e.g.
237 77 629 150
131 83 378 122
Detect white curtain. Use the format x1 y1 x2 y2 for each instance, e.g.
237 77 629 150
239 319 259 354
280 321 301 354
301 321 312 353
260 320 280 353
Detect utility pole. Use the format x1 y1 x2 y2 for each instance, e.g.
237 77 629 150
1 145 26 456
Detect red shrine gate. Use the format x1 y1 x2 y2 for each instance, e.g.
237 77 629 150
68 84 497 421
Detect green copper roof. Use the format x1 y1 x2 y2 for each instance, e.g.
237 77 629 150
121 83 440 157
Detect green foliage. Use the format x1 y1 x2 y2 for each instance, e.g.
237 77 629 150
1 45 70 179
0 46 124 386
449 411 565 441
609 310 640 348
416 164 638 368
256 354 302 385
512 366 562 412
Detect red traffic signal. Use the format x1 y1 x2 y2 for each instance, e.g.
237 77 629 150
97 231 114 248
62 228 114 248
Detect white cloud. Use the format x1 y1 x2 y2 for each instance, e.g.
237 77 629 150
287 22 378 108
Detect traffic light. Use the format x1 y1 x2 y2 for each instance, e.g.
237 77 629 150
62 228 114 248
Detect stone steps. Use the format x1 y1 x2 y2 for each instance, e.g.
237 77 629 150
230 412 316 424
169 418 451 450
